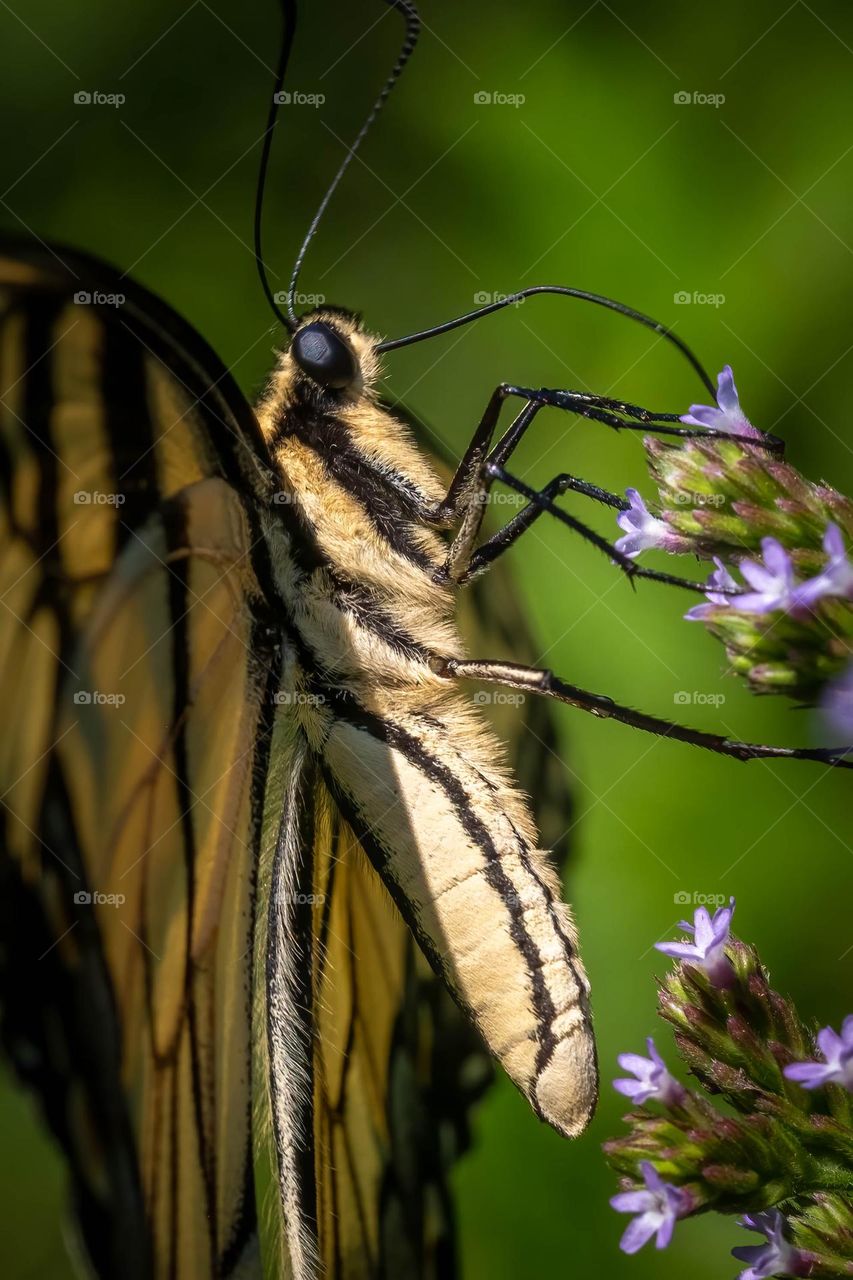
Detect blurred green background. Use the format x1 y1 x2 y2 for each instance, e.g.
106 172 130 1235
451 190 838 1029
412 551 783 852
1 1 852 1276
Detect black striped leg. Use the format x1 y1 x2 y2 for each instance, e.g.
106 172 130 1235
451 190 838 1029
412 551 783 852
434 382 783 529
472 465 716 594
432 382 781 587
434 657 853 769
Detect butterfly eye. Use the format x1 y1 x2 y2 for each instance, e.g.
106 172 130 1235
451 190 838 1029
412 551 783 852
291 322 357 390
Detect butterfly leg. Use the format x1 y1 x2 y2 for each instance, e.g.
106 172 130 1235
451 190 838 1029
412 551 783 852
433 656 853 769
431 382 779 590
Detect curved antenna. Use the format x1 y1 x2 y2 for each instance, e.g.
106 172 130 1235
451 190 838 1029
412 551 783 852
376 285 716 396
285 0 421 328
254 0 299 333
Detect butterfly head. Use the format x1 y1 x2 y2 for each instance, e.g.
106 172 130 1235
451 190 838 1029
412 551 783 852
287 309 378 401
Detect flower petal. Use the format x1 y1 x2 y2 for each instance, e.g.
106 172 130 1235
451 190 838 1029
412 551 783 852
824 523 845 559
655 941 702 961
761 537 792 580
617 1052 654 1076
620 1211 661 1255
816 1025 843 1062
716 365 740 414
611 1190 655 1214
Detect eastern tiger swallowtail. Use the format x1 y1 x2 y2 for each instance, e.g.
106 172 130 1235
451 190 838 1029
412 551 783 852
2 2 850 1278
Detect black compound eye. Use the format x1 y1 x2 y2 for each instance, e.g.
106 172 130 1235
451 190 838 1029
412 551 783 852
291 322 357 390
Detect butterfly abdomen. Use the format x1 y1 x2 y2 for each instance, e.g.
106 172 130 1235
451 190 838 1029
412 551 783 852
256 319 598 1140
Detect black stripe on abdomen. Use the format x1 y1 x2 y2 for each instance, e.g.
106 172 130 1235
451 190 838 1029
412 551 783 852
319 694 560 1078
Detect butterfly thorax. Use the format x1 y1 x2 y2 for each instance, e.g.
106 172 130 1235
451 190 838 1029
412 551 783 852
255 310 465 702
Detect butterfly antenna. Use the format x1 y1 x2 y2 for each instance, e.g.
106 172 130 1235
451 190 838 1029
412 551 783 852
255 0 299 332
377 285 716 397
285 0 421 328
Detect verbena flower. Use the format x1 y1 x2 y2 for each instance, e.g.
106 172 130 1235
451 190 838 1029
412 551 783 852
732 1210 811 1279
610 1160 692 1253
784 1018 853 1092
685 557 740 621
605 907 853 1276
793 524 853 611
655 899 736 988
614 1037 687 1106
733 538 799 615
629 368 853 713
615 488 690 558
681 365 763 441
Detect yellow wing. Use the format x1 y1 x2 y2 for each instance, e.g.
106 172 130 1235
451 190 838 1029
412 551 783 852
0 239 275 1277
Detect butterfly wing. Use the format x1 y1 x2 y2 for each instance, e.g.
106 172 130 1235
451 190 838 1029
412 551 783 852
0 240 278 1277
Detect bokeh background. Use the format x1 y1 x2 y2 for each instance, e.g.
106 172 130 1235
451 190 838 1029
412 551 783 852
1 1 851 1275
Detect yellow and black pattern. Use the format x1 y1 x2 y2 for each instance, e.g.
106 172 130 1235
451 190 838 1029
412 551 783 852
0 240 578 1279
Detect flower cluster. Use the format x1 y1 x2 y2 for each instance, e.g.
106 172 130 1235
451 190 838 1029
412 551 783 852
605 901 853 1277
615 367 853 734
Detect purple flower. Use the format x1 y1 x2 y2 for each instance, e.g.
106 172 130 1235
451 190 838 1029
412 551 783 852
681 365 763 440
610 1161 691 1254
732 1210 810 1279
732 538 798 614
656 898 736 988
821 661 853 746
685 557 741 620
783 1016 853 1092
615 489 688 559
791 523 853 611
614 1037 687 1107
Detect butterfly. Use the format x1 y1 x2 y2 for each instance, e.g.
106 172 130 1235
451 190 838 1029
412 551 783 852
1 3 849 1279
